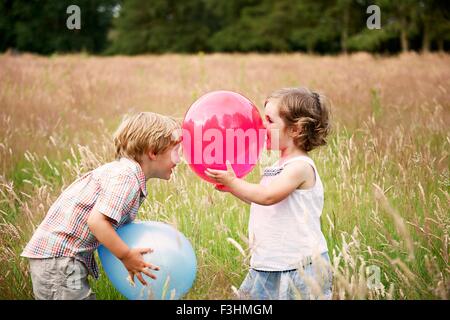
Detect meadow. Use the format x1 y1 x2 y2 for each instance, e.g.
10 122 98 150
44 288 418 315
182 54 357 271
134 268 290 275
0 52 448 299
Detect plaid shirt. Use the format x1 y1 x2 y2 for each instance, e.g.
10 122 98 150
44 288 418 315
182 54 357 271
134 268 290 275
21 157 147 278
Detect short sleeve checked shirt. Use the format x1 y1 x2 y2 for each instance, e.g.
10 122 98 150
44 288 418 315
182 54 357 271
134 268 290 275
21 157 147 278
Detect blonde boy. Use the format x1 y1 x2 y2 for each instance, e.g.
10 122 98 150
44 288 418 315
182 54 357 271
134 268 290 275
22 112 181 300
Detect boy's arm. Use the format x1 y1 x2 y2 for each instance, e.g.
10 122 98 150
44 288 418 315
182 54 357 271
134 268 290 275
206 161 310 206
87 208 160 285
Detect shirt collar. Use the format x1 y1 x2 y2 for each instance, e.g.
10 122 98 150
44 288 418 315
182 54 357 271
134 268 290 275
119 157 147 197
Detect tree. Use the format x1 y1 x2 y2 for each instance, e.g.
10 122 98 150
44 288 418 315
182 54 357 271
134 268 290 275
5 0 446 54
336 0 352 53
417 0 450 52
208 0 278 52
0 0 117 54
289 0 333 54
375 0 419 52
0 0 15 52
109 0 218 54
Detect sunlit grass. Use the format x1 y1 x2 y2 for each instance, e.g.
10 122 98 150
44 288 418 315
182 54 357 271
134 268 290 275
0 52 448 299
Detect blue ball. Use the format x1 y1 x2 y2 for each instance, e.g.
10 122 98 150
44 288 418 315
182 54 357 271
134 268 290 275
98 221 197 300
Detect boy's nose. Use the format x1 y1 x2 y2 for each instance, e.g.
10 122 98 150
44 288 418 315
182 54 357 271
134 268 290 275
171 146 182 165
172 153 181 165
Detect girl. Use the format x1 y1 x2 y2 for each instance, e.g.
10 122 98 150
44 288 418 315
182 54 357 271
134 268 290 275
205 87 332 300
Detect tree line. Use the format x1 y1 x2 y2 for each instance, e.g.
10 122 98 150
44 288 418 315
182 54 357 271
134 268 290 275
1 0 449 55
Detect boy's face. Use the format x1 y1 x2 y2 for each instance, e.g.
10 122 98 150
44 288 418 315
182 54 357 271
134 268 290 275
152 143 181 180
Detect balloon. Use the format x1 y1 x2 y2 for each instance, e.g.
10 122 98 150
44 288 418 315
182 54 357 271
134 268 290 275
98 221 197 300
182 90 266 184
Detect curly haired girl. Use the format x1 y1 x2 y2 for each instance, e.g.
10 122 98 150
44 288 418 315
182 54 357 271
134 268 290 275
206 87 333 300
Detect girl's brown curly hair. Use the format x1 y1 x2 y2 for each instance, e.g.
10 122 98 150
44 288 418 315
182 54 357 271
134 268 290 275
265 87 331 152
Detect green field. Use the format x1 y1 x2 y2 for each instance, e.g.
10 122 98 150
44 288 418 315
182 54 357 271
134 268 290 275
0 52 448 299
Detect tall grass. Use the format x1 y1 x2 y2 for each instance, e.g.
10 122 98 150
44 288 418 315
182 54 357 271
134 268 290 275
0 52 448 299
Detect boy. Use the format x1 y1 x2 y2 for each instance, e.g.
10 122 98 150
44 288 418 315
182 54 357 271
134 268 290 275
21 112 182 300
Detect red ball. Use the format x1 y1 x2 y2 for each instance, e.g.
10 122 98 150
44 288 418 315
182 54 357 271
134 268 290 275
182 91 266 184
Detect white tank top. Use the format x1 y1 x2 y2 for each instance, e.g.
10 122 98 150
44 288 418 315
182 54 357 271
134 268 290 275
248 155 329 271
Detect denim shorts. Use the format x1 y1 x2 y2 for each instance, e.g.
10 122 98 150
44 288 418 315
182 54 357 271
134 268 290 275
238 252 333 300
28 257 96 300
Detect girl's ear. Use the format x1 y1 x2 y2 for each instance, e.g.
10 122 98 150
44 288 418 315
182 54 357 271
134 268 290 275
288 125 300 137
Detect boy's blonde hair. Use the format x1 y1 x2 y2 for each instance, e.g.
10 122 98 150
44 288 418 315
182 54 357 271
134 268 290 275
113 112 181 161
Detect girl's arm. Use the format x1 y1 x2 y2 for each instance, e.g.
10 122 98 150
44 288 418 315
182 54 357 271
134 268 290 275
205 161 312 206
215 184 251 204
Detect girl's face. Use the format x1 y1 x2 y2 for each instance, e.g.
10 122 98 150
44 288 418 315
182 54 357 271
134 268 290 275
264 99 292 151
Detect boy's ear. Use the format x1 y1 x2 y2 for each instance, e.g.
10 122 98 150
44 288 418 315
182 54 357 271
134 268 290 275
147 151 157 161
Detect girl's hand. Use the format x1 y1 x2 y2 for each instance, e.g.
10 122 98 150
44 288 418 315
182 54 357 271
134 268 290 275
205 161 237 187
120 248 160 286
215 184 231 192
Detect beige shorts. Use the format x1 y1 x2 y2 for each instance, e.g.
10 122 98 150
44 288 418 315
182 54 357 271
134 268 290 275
28 257 96 300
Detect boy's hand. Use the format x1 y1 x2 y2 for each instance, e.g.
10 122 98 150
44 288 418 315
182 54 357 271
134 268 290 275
205 161 237 187
120 248 160 286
